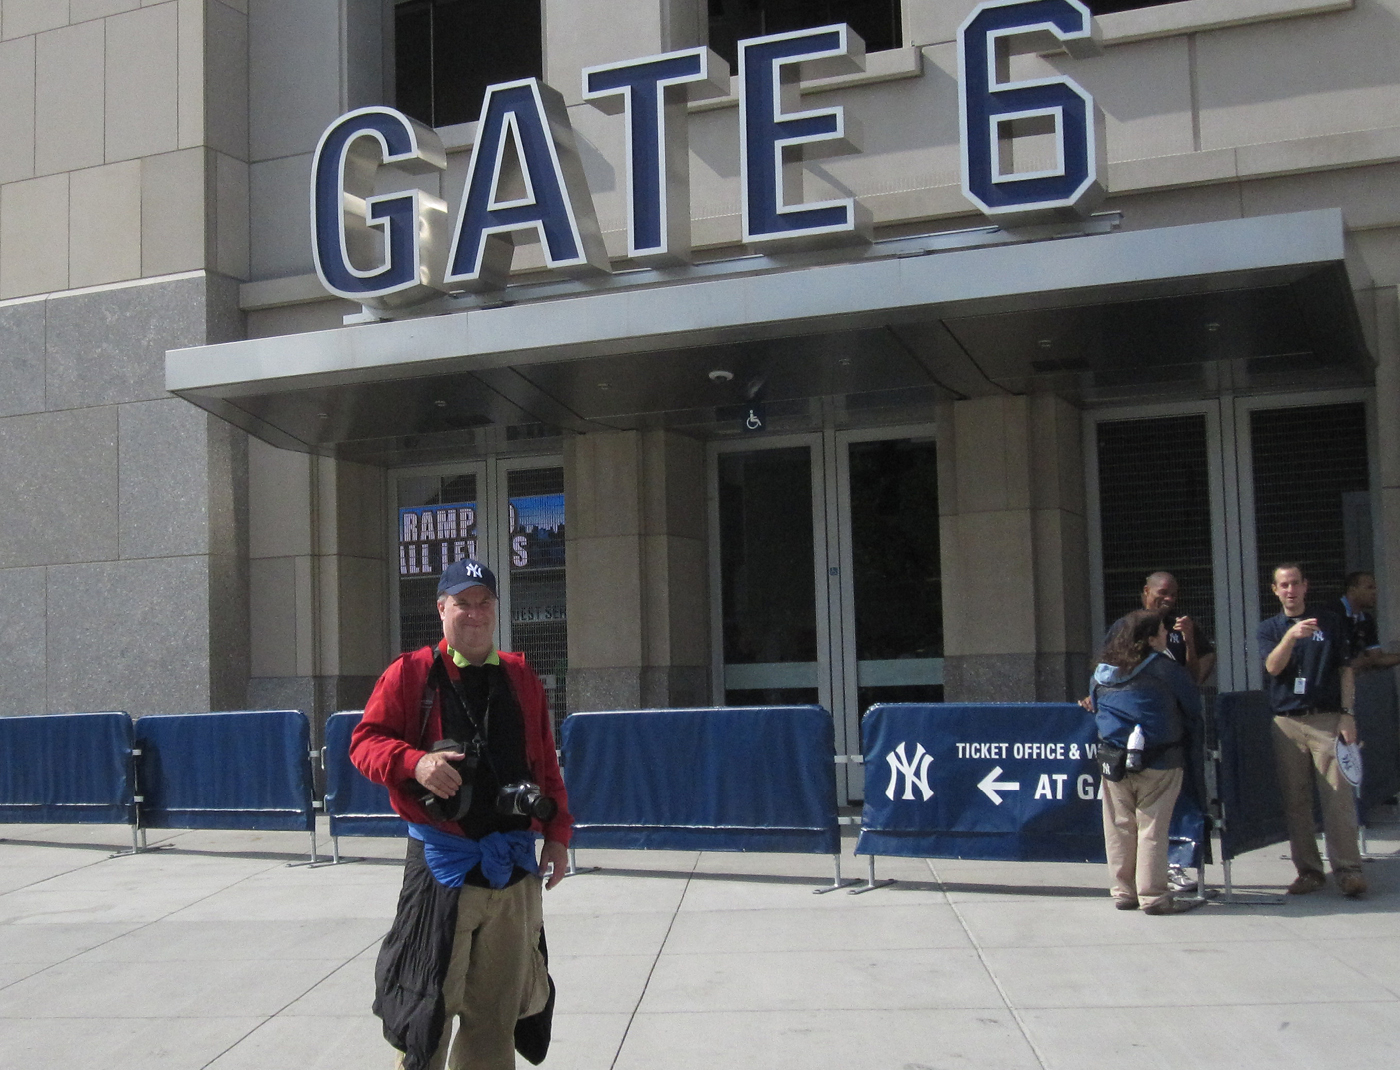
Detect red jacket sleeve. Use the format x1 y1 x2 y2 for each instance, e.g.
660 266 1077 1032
349 648 446 827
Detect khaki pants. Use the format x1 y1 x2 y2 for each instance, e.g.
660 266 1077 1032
1102 766 1182 909
1271 712 1362 877
397 875 550 1070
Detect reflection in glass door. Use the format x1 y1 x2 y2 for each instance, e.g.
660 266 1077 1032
504 465 569 723
716 445 823 706
396 469 484 652
840 436 944 712
712 430 943 800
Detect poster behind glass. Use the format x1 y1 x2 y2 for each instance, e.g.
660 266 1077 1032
397 473 479 652
508 467 567 726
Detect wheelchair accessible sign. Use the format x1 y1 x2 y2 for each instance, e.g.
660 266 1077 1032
856 703 1106 863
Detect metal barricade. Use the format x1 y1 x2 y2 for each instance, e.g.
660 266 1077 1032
135 710 318 863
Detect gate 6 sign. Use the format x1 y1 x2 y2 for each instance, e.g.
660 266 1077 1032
959 0 1104 223
312 1 1107 309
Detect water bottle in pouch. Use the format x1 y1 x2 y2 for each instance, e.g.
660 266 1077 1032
1126 725 1145 772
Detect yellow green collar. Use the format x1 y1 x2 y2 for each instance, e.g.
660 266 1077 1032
447 645 499 668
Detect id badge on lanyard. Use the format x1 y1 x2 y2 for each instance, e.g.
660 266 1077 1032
1294 676 1307 695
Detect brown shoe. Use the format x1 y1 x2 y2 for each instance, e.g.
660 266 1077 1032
1286 870 1327 895
1336 871 1367 898
1114 897 1138 911
1142 895 1205 915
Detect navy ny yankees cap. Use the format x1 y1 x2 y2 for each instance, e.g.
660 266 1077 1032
437 558 498 598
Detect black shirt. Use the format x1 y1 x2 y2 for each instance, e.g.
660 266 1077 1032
434 659 532 839
1258 607 1346 714
1162 611 1215 670
1324 597 1379 662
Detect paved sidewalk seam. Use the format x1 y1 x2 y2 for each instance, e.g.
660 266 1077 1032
196 934 386 1070
605 851 700 1070
929 857 1053 1070
0 854 284 998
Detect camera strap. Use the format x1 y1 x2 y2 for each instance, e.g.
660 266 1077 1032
423 650 489 754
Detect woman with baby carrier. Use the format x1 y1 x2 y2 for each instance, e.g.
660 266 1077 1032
1090 608 1204 915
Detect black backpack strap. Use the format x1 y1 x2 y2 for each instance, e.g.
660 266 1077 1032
417 649 445 747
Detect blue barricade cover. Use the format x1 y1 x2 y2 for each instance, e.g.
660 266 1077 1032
323 711 403 838
1355 670 1400 813
1167 802 1208 870
0 712 136 825
136 710 315 832
856 703 1207 866
1213 691 1288 861
560 706 841 854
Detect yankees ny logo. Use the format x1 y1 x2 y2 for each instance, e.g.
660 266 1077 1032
885 742 934 801
464 562 482 577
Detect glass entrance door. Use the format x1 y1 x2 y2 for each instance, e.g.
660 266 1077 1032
836 434 944 708
395 467 487 652
712 428 943 800
392 456 569 724
715 443 827 708
1089 391 1372 693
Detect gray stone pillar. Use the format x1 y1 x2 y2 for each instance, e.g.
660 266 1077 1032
565 428 709 711
1374 286 1400 641
939 394 1091 702
246 444 387 729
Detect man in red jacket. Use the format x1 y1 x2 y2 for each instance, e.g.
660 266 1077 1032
352 558 571 1070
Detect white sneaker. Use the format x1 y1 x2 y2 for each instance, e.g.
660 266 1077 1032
1168 865 1197 893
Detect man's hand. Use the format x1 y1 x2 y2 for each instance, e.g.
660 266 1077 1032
1174 614 1195 643
540 839 568 890
1339 713 1358 746
1266 619 1315 677
1288 618 1320 642
414 749 464 799
1078 695 1094 713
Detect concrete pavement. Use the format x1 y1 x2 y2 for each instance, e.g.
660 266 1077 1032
2 817 1398 1070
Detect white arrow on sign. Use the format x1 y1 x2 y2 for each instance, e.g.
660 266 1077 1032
978 766 1021 805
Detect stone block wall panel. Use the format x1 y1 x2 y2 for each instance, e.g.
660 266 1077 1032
0 298 45 417
0 565 47 715
46 556 212 716
46 274 212 409
0 406 119 568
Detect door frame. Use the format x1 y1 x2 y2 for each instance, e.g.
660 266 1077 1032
387 452 563 656
1228 388 1374 689
707 431 835 720
832 424 940 789
1084 387 1373 693
491 453 566 657
707 422 940 788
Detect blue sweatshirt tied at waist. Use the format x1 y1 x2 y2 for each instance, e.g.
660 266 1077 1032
407 824 539 889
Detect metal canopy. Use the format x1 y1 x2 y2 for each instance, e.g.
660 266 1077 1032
167 209 1369 460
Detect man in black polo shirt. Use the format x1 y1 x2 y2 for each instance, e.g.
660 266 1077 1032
1259 562 1364 897
1326 571 1400 671
1141 571 1216 684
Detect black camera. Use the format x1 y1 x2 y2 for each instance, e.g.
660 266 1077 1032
497 780 558 822
416 738 479 823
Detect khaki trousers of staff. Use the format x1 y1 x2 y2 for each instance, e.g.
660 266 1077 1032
1271 712 1362 877
1102 766 1182 909
397 875 550 1070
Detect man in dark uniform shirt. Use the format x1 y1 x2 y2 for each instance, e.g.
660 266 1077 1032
1259 563 1364 898
1141 572 1216 684
1326 571 1400 670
